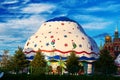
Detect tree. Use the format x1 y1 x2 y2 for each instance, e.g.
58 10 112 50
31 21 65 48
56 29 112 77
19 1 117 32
95 49 117 75
2 50 9 66
0 50 9 72
6 56 16 72
66 52 81 75
30 50 47 75
7 47 29 73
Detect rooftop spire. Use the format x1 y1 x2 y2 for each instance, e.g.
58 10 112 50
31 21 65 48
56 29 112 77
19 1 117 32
114 24 119 38
115 24 118 32
99 40 103 50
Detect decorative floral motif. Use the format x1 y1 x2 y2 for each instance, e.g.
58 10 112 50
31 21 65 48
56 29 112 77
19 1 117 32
50 35 54 38
51 42 55 45
82 37 84 40
64 43 68 47
27 42 29 46
48 31 51 33
68 32 72 34
35 36 38 38
51 39 55 45
79 44 82 47
76 35 78 37
91 46 93 50
64 35 67 38
34 44 37 47
72 42 77 49
44 23 46 26
61 23 64 25
46 43 49 46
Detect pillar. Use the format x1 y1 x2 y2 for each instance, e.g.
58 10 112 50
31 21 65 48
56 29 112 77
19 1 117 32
87 63 93 74
83 62 93 75
83 62 87 75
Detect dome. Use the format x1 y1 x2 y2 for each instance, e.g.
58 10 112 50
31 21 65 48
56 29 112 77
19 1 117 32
105 35 111 41
23 17 99 62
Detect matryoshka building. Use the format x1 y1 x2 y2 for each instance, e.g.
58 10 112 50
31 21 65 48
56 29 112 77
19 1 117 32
23 17 99 74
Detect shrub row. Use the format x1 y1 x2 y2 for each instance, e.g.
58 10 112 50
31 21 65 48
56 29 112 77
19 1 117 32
1 74 120 80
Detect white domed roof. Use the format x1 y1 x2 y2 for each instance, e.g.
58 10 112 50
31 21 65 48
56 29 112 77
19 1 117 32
23 17 99 62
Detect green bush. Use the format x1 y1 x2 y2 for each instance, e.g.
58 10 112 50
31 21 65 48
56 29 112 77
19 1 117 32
31 67 46 75
1 73 120 80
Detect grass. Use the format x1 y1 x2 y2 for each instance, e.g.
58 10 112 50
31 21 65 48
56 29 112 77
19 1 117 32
1 73 120 80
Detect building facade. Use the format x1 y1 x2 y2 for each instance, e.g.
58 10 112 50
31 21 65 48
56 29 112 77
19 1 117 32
24 17 99 75
104 27 120 58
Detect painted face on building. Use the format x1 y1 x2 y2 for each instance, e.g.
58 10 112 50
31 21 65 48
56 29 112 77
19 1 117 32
23 17 99 62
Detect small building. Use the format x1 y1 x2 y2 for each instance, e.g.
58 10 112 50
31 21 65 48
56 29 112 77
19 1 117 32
23 17 99 75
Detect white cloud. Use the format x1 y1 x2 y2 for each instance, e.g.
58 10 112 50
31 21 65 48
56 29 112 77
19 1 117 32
82 21 112 29
73 14 114 30
22 3 56 14
10 15 45 27
0 35 23 42
74 14 104 22
84 1 120 12
0 35 25 50
0 14 47 55
0 15 46 33
1 0 19 4
0 23 6 33
0 14 47 52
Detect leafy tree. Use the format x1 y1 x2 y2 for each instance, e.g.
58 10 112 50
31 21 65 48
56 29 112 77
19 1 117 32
46 66 52 74
1 50 9 67
95 49 117 75
7 47 29 73
0 50 9 72
66 52 81 75
30 50 47 75
6 56 16 72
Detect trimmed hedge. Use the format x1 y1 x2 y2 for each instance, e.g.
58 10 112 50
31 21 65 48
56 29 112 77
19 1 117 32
1 74 120 80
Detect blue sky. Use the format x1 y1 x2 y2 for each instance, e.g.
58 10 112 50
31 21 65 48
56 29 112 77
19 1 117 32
0 0 120 55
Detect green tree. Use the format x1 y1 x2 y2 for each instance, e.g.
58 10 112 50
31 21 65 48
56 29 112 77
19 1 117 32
95 49 117 75
0 50 9 72
6 56 16 72
66 52 81 75
7 47 29 73
30 50 47 75
1 50 9 67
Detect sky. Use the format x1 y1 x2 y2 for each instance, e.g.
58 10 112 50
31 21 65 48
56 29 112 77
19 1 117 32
0 0 120 55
